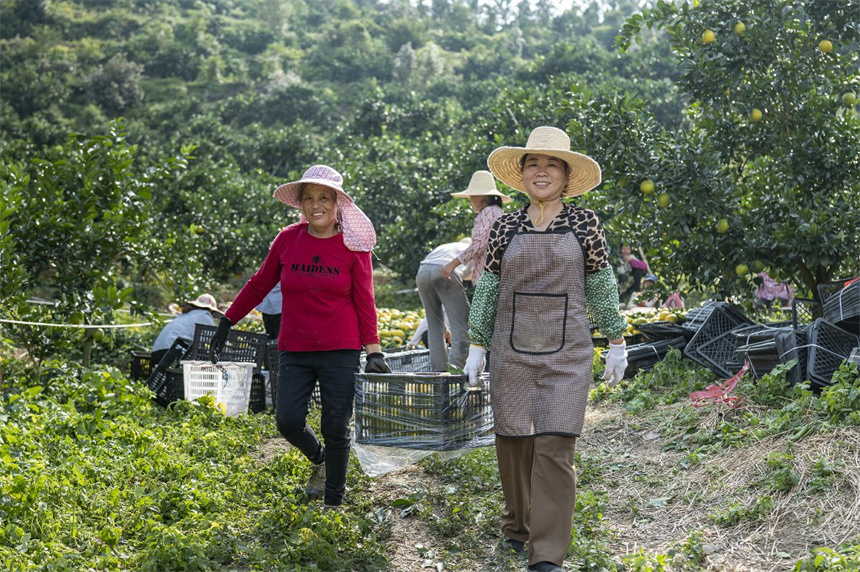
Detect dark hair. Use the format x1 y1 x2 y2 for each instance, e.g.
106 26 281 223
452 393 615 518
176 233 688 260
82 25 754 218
484 195 503 208
519 153 570 173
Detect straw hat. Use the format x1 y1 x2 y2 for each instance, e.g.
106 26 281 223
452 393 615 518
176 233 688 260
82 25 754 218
273 164 377 252
187 293 221 315
450 170 512 204
487 126 602 197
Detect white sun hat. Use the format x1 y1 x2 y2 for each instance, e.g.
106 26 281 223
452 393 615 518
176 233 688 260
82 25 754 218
450 170 512 204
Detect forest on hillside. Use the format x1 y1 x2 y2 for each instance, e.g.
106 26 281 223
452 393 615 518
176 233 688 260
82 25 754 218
2 0 859 338
0 0 681 304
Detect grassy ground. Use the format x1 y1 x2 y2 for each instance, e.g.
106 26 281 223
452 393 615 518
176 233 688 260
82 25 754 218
1 351 859 571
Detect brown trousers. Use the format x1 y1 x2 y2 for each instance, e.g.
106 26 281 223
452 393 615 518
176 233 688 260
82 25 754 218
496 434 577 566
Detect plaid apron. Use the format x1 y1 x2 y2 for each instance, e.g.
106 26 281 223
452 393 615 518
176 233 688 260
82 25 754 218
490 230 593 436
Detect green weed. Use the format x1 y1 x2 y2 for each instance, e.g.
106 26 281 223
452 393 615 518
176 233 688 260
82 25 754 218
764 452 800 493
793 541 860 571
710 495 774 527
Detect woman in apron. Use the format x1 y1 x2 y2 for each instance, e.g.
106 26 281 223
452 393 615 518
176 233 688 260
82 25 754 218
463 126 628 572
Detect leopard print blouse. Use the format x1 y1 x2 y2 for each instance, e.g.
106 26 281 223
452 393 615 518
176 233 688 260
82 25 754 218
484 203 610 276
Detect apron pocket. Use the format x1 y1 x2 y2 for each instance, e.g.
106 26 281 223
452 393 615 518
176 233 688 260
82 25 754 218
510 292 567 354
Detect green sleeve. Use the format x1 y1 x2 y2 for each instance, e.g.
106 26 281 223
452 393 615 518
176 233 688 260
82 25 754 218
585 266 627 341
468 271 500 349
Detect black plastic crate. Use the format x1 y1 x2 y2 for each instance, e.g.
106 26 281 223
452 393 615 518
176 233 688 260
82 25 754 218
806 319 859 387
189 324 268 368
384 347 431 373
637 320 687 341
354 372 493 450
248 372 267 414
774 326 810 385
681 301 723 333
130 351 153 382
358 347 433 373
817 277 859 305
683 304 753 376
822 279 860 333
735 334 785 379
792 298 822 330
146 337 191 406
591 332 645 348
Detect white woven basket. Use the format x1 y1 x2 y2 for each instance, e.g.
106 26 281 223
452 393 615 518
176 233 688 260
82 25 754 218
181 360 254 417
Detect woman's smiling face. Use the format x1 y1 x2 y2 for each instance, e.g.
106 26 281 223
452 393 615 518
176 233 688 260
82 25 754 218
521 153 569 202
301 183 338 237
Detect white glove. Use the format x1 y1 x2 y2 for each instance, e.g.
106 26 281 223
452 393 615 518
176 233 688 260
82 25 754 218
602 341 628 387
463 345 486 389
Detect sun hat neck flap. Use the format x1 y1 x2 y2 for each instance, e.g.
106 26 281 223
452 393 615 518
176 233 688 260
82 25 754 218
274 165 376 252
486 126 602 197
450 170 512 204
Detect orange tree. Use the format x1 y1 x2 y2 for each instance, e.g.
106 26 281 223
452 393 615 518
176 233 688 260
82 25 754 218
0 121 198 361
572 0 860 300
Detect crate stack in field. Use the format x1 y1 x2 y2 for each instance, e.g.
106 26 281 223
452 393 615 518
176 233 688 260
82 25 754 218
664 301 786 379
772 277 860 389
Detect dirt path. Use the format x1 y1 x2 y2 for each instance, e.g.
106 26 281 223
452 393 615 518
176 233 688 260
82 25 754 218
254 403 860 571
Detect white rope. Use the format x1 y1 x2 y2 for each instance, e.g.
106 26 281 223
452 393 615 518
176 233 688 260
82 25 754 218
778 343 853 361
0 319 152 329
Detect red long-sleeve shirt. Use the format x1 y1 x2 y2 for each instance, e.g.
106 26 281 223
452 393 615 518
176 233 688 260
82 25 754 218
225 224 380 352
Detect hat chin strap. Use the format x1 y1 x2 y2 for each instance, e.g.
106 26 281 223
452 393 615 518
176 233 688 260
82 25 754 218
533 199 547 226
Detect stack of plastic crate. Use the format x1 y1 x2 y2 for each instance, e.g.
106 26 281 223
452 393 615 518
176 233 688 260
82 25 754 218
820 278 860 335
805 319 859 389
683 302 754 377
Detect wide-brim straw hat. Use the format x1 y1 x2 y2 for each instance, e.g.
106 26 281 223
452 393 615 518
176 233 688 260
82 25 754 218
450 170 512 204
487 126 602 197
273 164 355 207
187 293 222 315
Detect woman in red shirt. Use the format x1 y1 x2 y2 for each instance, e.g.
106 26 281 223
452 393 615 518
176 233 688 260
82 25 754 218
209 164 390 509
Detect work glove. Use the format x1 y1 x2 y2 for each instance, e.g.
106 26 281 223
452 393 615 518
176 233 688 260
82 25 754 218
602 341 628 387
463 345 486 390
364 352 391 373
208 317 233 364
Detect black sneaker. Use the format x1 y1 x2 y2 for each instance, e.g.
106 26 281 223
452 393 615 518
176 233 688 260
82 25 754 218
528 562 563 572
505 538 526 554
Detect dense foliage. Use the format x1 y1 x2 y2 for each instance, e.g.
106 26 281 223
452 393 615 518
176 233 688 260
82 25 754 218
0 0 682 321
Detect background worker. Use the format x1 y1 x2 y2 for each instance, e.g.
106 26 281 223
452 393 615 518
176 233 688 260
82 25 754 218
441 170 511 287
416 238 471 371
150 293 221 367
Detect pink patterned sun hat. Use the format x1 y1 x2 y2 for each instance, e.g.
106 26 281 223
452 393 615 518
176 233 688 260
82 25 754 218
274 165 377 252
